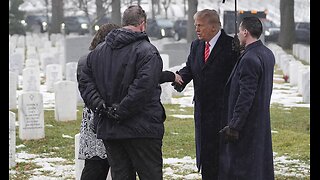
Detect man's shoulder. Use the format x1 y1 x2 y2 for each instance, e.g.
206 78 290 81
136 39 159 54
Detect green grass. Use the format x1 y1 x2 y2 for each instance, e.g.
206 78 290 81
163 104 196 158
270 103 310 162
9 103 310 179
15 109 83 160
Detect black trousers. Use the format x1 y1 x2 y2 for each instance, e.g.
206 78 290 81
103 138 163 180
80 157 110 180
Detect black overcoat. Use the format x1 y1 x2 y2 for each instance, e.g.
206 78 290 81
220 40 275 180
178 29 238 176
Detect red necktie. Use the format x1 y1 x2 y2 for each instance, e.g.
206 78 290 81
204 42 210 62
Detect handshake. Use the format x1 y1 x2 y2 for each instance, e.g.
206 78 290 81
171 71 184 92
95 103 121 123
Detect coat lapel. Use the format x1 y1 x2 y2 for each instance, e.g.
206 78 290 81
225 40 263 86
201 32 224 70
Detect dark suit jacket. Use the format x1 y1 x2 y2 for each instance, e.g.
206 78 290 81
177 29 238 175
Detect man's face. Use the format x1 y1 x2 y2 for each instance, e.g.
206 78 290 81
238 24 247 46
194 17 215 42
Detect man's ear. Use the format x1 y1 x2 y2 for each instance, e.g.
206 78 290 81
140 21 146 32
243 29 249 37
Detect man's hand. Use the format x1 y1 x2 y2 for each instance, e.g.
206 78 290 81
171 82 184 92
94 101 107 117
219 125 239 143
171 71 184 92
174 73 184 85
105 104 121 123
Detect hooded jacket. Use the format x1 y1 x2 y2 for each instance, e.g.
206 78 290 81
81 28 166 140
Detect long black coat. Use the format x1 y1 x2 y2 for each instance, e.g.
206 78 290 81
81 28 166 140
220 40 275 180
177 29 238 176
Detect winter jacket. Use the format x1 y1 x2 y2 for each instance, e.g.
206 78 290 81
81 28 166 140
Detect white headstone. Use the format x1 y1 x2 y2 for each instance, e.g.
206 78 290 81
302 71 310 103
65 36 91 63
46 64 63 92
18 92 45 140
65 62 78 82
9 111 16 168
16 36 25 48
160 54 172 104
75 133 85 180
9 52 24 75
54 81 77 121
289 60 302 85
22 67 41 92
297 66 310 94
25 58 40 71
41 54 59 72
9 71 17 109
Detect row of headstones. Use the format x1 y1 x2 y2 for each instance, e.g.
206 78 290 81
9 80 78 169
9 61 81 109
268 44 310 103
292 44 310 64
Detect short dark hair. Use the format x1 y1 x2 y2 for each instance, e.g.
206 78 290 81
89 23 120 50
240 16 263 39
122 5 147 27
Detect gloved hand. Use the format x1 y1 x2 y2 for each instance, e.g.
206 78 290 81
171 82 184 92
94 101 107 117
219 125 239 143
106 104 121 123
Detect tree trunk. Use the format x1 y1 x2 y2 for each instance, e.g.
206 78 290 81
111 0 121 25
151 0 156 19
278 0 295 50
187 0 197 42
96 0 106 20
51 0 64 34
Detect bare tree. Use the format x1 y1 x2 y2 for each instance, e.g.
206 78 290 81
111 0 121 25
162 0 171 19
278 0 295 50
151 0 156 19
187 0 197 42
96 0 106 20
51 0 64 33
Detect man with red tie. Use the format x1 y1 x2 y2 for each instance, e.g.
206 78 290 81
172 9 238 180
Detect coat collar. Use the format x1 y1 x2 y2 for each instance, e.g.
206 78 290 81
225 40 263 85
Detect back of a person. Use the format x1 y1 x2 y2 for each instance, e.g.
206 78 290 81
88 28 165 140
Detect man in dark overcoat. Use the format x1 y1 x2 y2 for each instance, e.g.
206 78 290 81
219 16 275 180
173 9 238 179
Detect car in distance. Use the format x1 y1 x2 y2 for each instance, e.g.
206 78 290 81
25 14 49 33
173 19 187 41
295 22 310 44
92 16 111 33
61 16 90 35
261 19 280 42
146 18 174 39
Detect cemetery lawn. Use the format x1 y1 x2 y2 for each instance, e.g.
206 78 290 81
10 103 310 179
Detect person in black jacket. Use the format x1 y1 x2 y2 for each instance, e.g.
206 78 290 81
79 5 177 180
77 23 120 180
172 9 238 180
